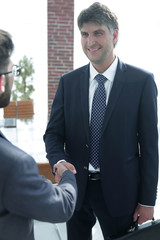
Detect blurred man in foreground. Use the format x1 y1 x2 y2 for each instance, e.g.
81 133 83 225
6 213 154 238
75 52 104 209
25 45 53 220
0 29 77 240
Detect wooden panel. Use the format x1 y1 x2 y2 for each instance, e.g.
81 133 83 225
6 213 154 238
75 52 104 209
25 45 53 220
17 100 34 118
3 100 34 119
3 101 16 118
37 162 55 184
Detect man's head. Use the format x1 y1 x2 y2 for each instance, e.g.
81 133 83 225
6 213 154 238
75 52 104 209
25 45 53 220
0 30 14 108
77 2 119 73
78 2 119 38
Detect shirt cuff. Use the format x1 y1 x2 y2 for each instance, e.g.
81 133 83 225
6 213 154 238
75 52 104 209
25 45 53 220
57 159 66 164
138 203 154 207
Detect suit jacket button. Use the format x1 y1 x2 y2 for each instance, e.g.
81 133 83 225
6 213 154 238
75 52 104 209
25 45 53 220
84 166 88 170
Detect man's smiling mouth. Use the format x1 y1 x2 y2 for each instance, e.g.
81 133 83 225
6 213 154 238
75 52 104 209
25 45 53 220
87 46 101 53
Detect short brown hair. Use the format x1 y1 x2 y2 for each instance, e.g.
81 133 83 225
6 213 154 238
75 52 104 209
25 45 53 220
0 30 14 72
77 2 119 33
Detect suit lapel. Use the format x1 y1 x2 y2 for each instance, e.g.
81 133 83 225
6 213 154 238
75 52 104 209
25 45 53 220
78 61 127 139
80 64 90 142
102 60 127 133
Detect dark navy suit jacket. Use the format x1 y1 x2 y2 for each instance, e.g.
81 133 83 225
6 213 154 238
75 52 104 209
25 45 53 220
0 132 77 240
44 59 158 217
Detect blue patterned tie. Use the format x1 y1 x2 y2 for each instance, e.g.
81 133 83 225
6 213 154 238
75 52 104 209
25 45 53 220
89 74 107 169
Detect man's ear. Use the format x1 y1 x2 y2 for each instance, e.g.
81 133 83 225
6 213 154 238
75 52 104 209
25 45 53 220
0 75 5 93
113 29 119 46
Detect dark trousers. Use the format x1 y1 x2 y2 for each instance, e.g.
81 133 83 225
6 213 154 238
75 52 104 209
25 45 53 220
67 178 133 240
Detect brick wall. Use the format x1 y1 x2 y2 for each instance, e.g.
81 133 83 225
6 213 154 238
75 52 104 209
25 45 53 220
48 0 74 117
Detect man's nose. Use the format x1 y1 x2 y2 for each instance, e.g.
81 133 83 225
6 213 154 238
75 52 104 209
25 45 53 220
87 35 95 45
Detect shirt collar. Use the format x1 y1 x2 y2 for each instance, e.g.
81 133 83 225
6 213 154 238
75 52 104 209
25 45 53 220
89 56 118 83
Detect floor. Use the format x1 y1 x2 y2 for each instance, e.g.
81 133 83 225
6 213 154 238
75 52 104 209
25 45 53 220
0 111 160 240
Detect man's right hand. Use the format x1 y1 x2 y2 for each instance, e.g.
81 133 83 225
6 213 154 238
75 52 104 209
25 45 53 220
60 161 77 174
53 162 76 184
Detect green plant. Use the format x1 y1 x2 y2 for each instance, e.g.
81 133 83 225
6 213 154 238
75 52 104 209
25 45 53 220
12 55 35 101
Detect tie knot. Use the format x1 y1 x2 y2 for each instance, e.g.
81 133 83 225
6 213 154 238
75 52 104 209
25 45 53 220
95 74 107 85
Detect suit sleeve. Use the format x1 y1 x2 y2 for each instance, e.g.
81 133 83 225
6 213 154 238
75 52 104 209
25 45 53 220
44 76 68 167
138 74 159 205
3 151 77 223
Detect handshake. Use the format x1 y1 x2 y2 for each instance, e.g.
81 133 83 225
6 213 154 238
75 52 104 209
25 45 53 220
53 162 77 183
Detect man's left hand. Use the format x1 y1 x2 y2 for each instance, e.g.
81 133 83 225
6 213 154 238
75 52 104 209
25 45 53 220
133 204 154 225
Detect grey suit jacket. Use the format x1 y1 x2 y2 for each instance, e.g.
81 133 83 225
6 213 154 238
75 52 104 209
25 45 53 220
0 131 77 240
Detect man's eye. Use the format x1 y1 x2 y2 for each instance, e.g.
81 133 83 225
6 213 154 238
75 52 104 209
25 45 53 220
81 33 88 37
95 32 103 36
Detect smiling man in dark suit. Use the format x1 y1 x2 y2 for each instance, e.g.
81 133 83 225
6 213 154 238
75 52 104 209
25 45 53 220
0 29 77 240
44 2 159 239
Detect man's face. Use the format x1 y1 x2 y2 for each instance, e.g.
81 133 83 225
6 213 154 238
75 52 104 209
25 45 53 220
0 60 14 108
80 22 118 71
